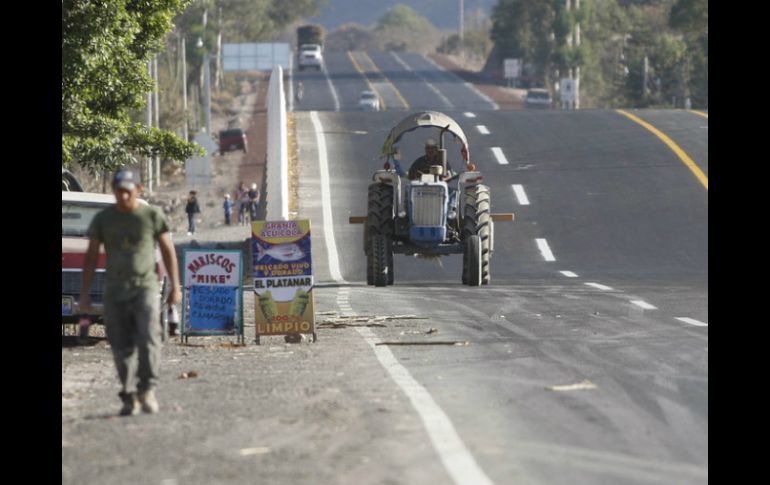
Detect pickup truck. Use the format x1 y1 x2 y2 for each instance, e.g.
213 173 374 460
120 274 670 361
62 191 171 337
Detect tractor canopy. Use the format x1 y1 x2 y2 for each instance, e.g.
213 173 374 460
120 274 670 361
381 111 470 163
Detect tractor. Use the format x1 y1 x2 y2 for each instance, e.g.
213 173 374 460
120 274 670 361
350 111 513 287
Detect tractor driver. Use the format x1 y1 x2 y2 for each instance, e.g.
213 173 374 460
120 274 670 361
408 138 456 181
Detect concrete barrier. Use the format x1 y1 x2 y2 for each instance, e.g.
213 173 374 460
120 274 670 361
265 65 289 221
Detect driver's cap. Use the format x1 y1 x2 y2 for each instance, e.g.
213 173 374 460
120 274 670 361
425 138 437 148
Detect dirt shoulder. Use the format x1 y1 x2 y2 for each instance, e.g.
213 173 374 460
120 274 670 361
428 53 526 110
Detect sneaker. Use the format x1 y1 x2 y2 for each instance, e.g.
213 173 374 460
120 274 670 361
119 393 139 416
138 390 159 414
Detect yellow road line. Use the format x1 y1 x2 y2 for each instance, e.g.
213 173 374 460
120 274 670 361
687 109 708 120
347 51 387 110
616 109 708 190
360 51 410 109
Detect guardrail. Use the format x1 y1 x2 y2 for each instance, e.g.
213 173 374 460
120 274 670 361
265 65 289 221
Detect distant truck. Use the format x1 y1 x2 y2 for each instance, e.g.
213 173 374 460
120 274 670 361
297 24 325 71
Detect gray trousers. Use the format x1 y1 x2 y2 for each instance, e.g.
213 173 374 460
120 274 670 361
104 288 161 397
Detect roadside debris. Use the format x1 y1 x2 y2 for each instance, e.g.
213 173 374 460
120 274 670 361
317 314 428 328
426 328 438 335
239 447 271 456
178 371 199 379
376 341 469 346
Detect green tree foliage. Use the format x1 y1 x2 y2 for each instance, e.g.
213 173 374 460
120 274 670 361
375 4 440 53
62 0 203 172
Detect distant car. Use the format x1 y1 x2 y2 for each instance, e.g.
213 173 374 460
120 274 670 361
298 44 323 71
358 90 381 111
525 88 552 109
62 191 170 336
218 128 248 154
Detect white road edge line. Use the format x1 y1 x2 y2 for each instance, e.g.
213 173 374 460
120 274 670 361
391 52 454 109
357 326 495 485
535 238 556 261
676 317 708 327
321 64 341 112
511 184 529 205
310 111 345 282
313 110 494 485
631 300 657 310
585 282 614 291
476 125 490 135
491 147 509 165
421 55 499 110
560 271 579 277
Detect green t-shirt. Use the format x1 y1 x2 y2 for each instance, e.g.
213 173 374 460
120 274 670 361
87 204 169 300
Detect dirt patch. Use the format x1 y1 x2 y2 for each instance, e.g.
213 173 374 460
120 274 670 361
428 53 526 110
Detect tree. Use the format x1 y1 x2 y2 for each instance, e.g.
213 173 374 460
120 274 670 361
375 4 440 53
62 0 203 172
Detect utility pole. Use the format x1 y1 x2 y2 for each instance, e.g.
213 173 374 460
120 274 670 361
146 60 153 192
181 35 189 142
459 0 464 54
574 0 580 109
153 55 161 186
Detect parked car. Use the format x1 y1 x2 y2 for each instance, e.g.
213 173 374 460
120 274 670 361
298 44 323 71
525 88 552 109
358 90 381 111
62 191 171 337
62 168 83 192
218 128 248 154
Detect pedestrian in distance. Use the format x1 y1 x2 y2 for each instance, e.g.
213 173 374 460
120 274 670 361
237 182 249 225
185 190 201 235
223 193 233 226
79 168 182 416
247 183 260 222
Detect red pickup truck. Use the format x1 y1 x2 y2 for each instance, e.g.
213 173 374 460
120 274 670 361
62 191 171 337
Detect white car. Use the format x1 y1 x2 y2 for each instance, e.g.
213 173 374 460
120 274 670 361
525 88 552 109
298 44 323 71
358 90 380 111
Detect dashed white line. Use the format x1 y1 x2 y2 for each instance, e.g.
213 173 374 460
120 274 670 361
391 52 453 109
511 184 530 205
535 238 556 261
585 282 614 291
491 147 509 165
320 64 340 112
476 125 490 135
464 112 476 118
676 317 708 327
560 271 579 278
630 300 657 310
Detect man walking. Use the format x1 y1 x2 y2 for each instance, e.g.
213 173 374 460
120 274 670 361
185 190 201 235
80 169 182 416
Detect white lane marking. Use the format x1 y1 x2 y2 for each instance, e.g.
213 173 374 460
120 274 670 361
511 184 529 205
560 271 579 278
464 112 476 118
491 147 509 165
310 111 345 282
321 64 340 112
356 326 495 485
630 300 657 310
422 55 499 110
585 282 614 291
676 317 708 327
547 379 597 392
315 111 493 485
535 238 556 261
391 52 454 109
476 125 490 135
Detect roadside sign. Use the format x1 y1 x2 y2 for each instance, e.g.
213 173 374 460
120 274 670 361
181 248 244 343
251 220 316 343
504 58 521 79
223 43 291 71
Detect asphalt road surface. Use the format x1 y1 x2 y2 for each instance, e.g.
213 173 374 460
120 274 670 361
62 51 707 485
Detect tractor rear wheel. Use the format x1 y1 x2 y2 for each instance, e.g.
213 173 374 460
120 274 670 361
365 183 394 285
371 234 391 287
461 184 491 285
464 235 482 286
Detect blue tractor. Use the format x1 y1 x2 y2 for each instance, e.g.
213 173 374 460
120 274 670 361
353 111 513 287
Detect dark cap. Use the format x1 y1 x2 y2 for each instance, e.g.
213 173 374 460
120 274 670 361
112 169 138 190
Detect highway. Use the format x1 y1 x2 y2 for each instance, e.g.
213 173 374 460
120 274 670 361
293 51 708 484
